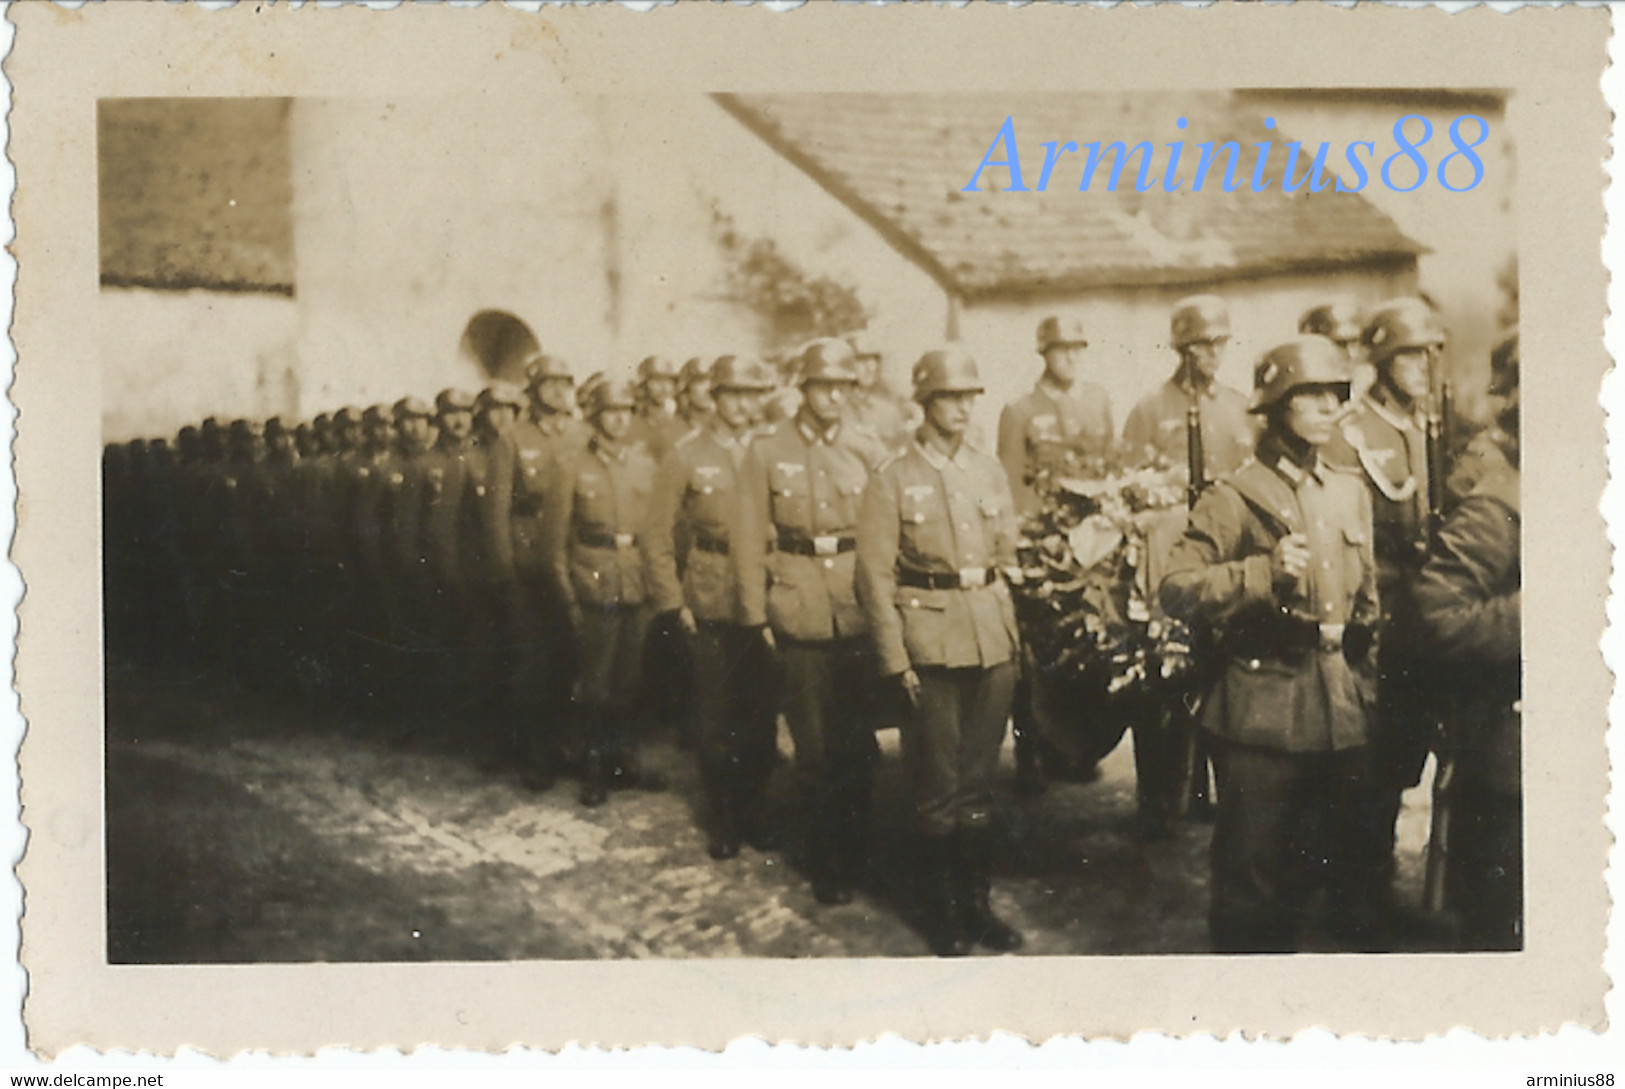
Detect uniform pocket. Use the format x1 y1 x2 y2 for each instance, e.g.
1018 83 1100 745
896 591 950 665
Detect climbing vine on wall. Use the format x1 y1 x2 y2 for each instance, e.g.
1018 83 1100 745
713 209 870 351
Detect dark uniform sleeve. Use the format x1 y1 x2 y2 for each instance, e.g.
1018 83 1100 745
641 447 688 616
1414 490 1520 664
1159 482 1276 627
478 442 518 587
735 442 772 628
855 465 907 677
541 453 579 621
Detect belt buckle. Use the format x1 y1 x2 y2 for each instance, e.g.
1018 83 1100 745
813 535 839 556
614 533 635 549
958 566 987 588
1318 622 1345 653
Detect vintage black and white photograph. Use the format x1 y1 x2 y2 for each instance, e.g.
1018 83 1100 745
96 87 1524 964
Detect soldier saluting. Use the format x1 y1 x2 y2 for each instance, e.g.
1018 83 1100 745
856 347 1024 958
1161 336 1384 952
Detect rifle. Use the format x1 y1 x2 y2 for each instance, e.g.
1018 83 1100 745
1186 399 1206 512
1173 395 1213 819
1422 369 1455 915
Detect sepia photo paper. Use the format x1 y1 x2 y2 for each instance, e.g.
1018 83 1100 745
7 0 1611 1056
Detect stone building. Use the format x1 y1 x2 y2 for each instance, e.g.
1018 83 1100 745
97 91 1499 444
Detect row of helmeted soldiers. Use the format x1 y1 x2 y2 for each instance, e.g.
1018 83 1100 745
103 295 1520 957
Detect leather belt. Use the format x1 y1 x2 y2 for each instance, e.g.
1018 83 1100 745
897 567 996 591
577 529 637 550
776 532 855 557
693 533 730 556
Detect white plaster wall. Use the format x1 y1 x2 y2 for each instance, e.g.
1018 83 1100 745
606 96 951 391
955 266 1416 447
100 288 299 443
287 95 619 407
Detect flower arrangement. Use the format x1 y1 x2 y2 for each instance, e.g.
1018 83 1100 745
1009 449 1204 704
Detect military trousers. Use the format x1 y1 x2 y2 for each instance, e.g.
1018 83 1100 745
1207 736 1387 953
900 661 1017 837
1447 781 1523 951
779 637 876 853
689 622 778 776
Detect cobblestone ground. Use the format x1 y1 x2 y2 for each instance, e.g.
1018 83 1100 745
104 670 1438 963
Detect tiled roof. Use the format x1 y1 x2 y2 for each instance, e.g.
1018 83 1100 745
717 93 1424 299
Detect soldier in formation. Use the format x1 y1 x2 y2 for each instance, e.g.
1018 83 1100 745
857 347 1024 956
998 314 1116 794
644 355 780 859
1414 328 1521 950
106 287 1510 955
1122 295 1258 837
1321 298 1447 925
1161 335 1384 952
737 338 884 904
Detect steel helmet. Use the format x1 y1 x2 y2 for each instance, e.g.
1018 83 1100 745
1362 297 1445 365
1298 300 1364 343
1036 315 1089 353
710 354 776 393
525 352 575 385
393 396 434 421
1249 335 1353 414
435 389 477 414
679 356 713 391
912 346 986 403
585 377 637 417
636 355 681 383
1170 295 1231 349
476 383 527 413
798 338 860 385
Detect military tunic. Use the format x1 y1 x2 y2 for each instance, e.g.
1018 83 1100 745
1321 384 1440 877
1415 463 1522 949
541 436 657 710
1161 432 1383 951
856 435 1021 835
644 424 778 817
629 403 692 464
737 412 880 890
996 377 1115 516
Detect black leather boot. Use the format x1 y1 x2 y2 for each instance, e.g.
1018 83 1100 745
579 750 609 808
955 827 1024 953
920 834 970 957
703 760 743 861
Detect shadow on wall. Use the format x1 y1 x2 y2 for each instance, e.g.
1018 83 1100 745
460 310 540 386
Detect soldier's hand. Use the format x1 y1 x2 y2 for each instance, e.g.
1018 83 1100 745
677 606 698 635
759 625 777 651
1271 533 1311 595
898 669 922 710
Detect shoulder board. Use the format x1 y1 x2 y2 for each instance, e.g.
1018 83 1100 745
754 424 779 439
674 429 701 449
874 450 905 475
